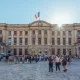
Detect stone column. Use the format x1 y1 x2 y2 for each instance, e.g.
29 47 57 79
22 47 24 55
35 30 38 45
55 47 57 55
77 46 79 56
5 30 8 45
66 48 69 55
17 31 19 45
47 30 51 45
2 30 5 43
72 30 75 45
23 31 25 45
28 30 32 45
74 30 77 43
12 31 13 45
55 31 57 45
41 30 44 45
66 31 68 45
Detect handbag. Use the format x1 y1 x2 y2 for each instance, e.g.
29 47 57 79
59 62 61 65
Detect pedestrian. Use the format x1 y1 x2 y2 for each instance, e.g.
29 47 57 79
55 55 61 72
5 55 9 63
25 55 27 63
35 56 39 63
48 56 54 72
29 55 32 64
14 56 17 64
8 55 12 64
62 57 67 72
67 55 71 65
17 56 20 64
12 55 14 63
22 55 25 64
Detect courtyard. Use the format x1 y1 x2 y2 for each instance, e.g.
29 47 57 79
0 58 80 80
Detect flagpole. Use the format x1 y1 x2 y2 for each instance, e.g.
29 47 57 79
39 14 40 21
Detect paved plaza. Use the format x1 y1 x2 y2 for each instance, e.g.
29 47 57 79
0 59 80 80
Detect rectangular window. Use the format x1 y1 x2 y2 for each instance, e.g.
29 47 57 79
68 31 71 36
52 38 55 45
0 30 2 34
32 30 35 34
8 38 11 45
57 49 60 55
77 37 80 42
38 30 41 35
69 49 71 55
52 31 54 35
63 31 66 36
57 38 60 45
25 31 28 35
44 38 47 45
77 30 80 35
19 31 22 36
63 38 66 45
8 31 11 35
32 38 35 45
25 49 28 55
25 38 28 45
63 49 66 55
13 48 17 55
14 31 17 36
68 38 71 45
0 37 2 42
44 30 47 34
57 31 60 36
38 37 41 45
14 38 17 44
19 38 22 45
19 48 22 55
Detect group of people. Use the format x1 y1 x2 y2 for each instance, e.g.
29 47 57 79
0 54 40 64
0 53 49 64
0 54 71 73
48 55 71 72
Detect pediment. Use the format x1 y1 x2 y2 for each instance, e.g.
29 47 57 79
29 20 51 27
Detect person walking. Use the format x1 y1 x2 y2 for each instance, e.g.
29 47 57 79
62 57 67 72
55 55 61 72
67 55 71 65
5 55 9 63
29 55 32 64
48 56 54 72
8 55 12 64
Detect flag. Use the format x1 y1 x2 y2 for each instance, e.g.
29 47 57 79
35 14 38 19
38 12 40 17
35 12 40 19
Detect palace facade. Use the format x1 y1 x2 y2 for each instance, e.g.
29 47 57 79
0 20 80 56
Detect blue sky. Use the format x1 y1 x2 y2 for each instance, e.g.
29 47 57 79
0 0 80 24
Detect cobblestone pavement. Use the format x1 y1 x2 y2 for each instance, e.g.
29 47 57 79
0 59 80 80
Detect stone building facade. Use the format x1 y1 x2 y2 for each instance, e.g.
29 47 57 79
0 20 80 56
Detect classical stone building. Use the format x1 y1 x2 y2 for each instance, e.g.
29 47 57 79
0 20 80 56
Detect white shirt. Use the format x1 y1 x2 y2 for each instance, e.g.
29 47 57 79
55 56 60 62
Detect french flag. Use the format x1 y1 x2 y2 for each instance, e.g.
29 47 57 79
35 12 40 19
